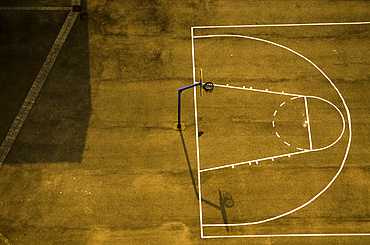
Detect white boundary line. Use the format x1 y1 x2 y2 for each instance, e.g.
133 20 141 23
304 97 313 150
191 27 204 238
193 21 370 29
193 31 355 236
203 233 370 238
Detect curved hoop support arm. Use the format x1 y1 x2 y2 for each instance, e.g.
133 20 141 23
177 81 202 129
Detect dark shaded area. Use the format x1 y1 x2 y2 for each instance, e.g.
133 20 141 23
179 130 230 232
0 0 71 7
3 6 91 163
218 189 229 233
0 11 68 144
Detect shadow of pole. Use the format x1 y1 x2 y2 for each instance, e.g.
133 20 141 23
179 130 229 232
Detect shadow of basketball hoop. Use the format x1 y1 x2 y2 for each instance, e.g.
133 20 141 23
222 192 234 208
179 130 233 232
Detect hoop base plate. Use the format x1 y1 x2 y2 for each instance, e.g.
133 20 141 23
173 122 186 131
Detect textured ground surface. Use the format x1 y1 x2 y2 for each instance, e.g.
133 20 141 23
0 0 369 244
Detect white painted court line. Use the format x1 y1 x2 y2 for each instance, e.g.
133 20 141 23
203 233 370 238
193 21 370 29
304 96 313 150
197 84 347 224
193 26 355 237
305 96 346 151
198 93 346 172
199 150 308 173
213 84 306 98
195 34 348 152
212 83 346 151
191 27 204 238
0 11 78 166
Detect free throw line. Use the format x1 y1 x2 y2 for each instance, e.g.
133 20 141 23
304 96 313 150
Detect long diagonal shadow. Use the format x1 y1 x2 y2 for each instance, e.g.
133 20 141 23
179 130 229 232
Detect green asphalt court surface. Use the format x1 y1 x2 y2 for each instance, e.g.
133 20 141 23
0 0 369 244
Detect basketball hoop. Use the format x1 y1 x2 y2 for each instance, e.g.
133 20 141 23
203 82 214 93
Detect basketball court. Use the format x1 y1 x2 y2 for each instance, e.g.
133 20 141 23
0 0 369 244
189 23 367 238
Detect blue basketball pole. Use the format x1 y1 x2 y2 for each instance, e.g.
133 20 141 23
177 81 202 129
